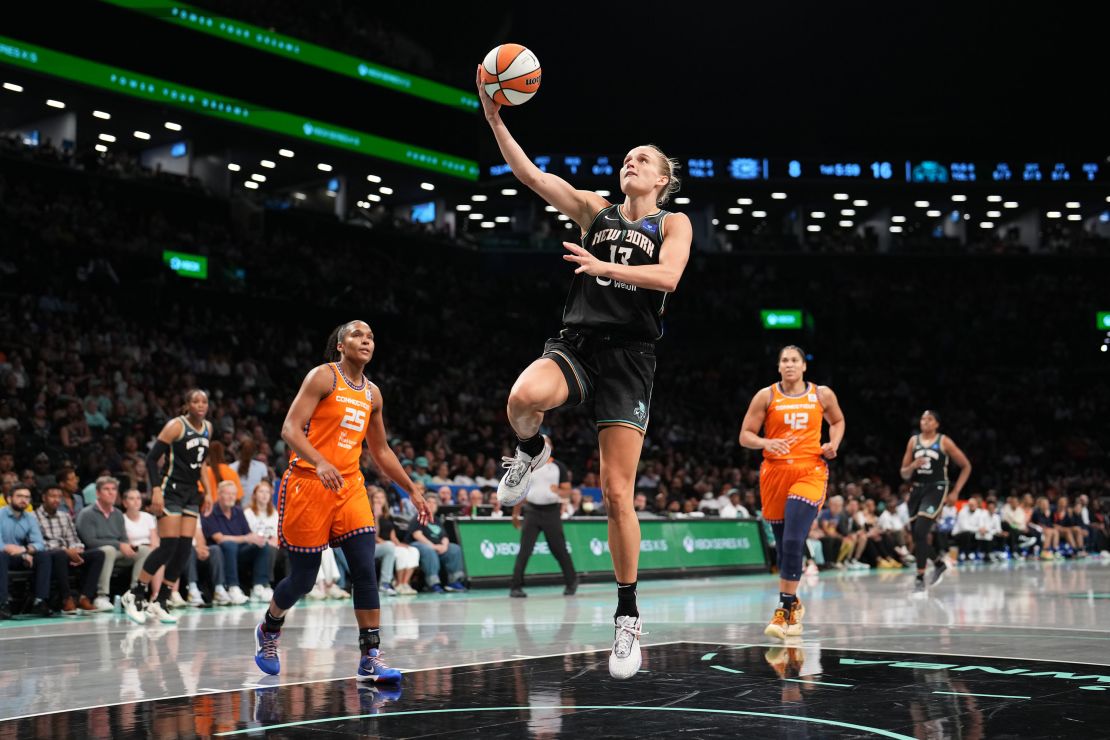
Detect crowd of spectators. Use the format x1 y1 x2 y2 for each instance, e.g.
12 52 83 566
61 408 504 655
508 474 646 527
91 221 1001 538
1 143 1107 612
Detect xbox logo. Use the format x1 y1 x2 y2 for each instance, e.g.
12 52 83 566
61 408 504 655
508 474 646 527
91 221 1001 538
302 122 314 135
683 535 695 554
768 314 778 325
590 538 604 557
480 539 495 559
358 63 368 76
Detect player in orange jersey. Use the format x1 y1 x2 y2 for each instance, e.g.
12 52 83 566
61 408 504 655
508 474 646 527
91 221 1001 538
740 345 845 640
253 320 430 682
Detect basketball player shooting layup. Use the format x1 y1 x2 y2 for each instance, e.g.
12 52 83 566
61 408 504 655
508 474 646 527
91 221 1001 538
477 66 693 679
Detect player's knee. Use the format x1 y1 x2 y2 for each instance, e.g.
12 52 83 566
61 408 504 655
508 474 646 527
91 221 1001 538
507 382 547 414
601 483 634 514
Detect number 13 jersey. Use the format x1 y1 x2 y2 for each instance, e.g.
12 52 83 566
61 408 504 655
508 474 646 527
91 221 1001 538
763 382 825 462
289 363 374 477
562 204 672 342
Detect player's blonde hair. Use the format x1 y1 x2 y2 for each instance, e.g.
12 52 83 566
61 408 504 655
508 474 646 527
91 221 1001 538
644 144 682 205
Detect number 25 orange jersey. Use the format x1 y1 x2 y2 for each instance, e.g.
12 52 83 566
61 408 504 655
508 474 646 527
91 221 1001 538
290 363 374 477
762 382 824 462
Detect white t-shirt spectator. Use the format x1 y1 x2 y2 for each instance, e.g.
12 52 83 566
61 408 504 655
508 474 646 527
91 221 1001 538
231 459 269 499
475 473 499 488
245 507 279 539
1002 503 1027 530
954 506 989 536
878 509 904 532
124 511 157 547
718 502 751 519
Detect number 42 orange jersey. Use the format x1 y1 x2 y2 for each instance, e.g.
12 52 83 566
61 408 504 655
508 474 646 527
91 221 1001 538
762 382 825 462
290 363 374 477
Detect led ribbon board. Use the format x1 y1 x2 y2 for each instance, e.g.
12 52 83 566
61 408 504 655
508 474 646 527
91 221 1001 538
163 250 207 279
0 35 479 180
101 0 480 113
761 310 803 330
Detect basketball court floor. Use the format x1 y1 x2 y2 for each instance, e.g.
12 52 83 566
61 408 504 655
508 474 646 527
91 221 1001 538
3 561 1109 737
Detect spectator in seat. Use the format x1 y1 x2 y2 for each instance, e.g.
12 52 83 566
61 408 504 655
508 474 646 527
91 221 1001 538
1030 496 1061 559
436 486 455 507
203 440 242 511
1053 495 1086 556
1 471 31 511
954 495 990 560
243 481 278 603
0 484 54 618
230 438 269 499
408 497 466 593
120 488 170 603
201 480 269 604
372 488 419 596
76 476 147 601
36 485 108 613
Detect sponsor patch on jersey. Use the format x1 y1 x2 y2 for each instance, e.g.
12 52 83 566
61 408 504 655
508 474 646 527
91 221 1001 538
641 220 658 234
808 394 817 402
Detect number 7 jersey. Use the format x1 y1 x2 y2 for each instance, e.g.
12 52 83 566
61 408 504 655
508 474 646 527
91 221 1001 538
289 363 374 477
763 382 825 462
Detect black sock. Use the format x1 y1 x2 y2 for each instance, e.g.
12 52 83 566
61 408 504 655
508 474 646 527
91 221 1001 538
263 609 285 634
157 584 172 606
615 581 638 620
131 582 148 601
916 572 925 582
518 433 546 458
359 627 381 655
778 592 797 611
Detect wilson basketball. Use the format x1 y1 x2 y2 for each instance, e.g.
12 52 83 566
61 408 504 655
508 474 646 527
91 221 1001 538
480 43 542 106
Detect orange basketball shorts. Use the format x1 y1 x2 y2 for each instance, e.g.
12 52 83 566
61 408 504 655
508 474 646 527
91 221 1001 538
759 457 829 523
278 468 375 552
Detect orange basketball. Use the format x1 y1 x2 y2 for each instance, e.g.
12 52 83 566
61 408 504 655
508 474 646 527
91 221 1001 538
480 43 542 106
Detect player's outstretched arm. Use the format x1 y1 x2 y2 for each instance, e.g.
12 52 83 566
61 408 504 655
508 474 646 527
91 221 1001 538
281 365 343 491
365 383 430 524
476 65 607 230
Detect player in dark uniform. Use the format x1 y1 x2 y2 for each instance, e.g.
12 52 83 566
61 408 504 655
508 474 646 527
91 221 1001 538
477 67 692 679
121 389 213 624
899 410 972 596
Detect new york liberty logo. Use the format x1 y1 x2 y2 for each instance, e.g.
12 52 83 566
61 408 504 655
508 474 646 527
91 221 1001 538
633 401 647 422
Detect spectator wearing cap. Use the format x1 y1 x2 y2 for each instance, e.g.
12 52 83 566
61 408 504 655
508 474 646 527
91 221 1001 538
56 467 85 518
36 485 109 613
411 456 435 487
0 485 54 618
719 489 751 519
32 453 56 497
76 476 146 600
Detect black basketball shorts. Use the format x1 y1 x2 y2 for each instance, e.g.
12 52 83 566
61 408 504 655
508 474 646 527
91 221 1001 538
162 479 202 517
908 482 948 521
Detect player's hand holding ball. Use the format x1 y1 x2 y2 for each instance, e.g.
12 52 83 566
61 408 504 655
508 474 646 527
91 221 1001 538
476 43 541 120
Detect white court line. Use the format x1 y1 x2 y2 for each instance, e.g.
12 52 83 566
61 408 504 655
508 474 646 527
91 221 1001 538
0 641 684 723
680 640 1110 667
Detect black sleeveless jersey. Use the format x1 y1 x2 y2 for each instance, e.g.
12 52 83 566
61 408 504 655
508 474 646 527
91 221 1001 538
911 434 949 486
562 204 672 341
161 416 211 488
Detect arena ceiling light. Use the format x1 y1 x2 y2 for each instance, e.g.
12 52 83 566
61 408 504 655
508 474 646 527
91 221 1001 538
1067 214 1082 221
891 215 907 223
494 216 510 223
593 189 609 197
810 211 825 218
46 98 65 108
926 210 942 217
1046 211 1062 218
725 224 739 231
480 222 495 228
979 221 994 228
1003 201 1019 209
456 204 472 211
164 121 182 131
251 173 266 182
278 148 294 158
133 130 150 140
468 213 483 220
914 200 929 208
838 220 853 227
806 224 821 232
260 159 276 168
852 199 868 207
366 174 381 183
674 197 691 204
94 143 107 152
92 110 110 120
420 182 434 191
752 210 767 218
833 193 849 201
2 82 23 92
711 218 719 226
502 188 519 196
564 222 574 229
379 186 393 195
366 193 381 202
737 198 753 205
987 210 1001 218
840 209 855 216
292 192 306 200
986 195 1002 202
227 163 241 172
771 192 787 200
556 214 569 221
98 133 116 142
244 181 259 189
890 225 903 233
317 163 332 172
951 194 967 202
1066 201 1080 209
544 205 558 213
471 194 488 202
728 207 743 215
